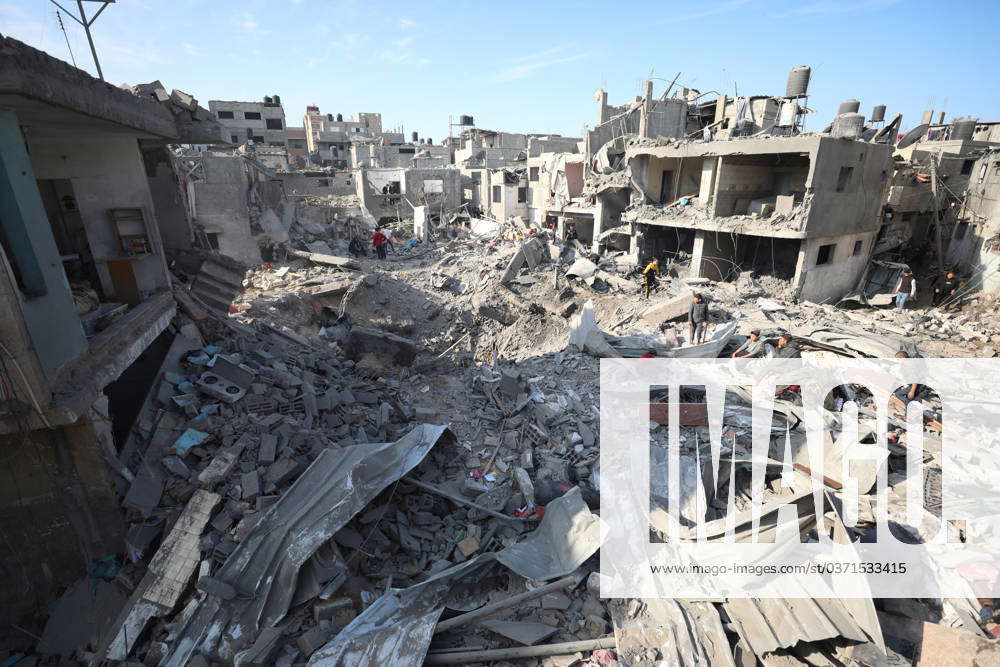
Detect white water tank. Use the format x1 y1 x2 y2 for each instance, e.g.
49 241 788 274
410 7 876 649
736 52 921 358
777 101 798 127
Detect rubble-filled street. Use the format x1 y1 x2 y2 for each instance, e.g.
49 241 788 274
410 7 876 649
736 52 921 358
2 2 1000 665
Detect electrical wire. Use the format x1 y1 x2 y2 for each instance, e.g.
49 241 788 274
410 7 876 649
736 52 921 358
0 341 53 429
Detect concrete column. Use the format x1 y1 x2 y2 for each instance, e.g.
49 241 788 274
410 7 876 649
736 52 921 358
556 216 567 241
591 198 606 254
0 108 86 378
598 89 608 124
791 238 809 298
639 80 654 138
690 230 706 278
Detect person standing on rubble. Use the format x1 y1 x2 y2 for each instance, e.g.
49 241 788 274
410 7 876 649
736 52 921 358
642 258 660 299
732 329 764 358
893 269 917 312
688 293 709 344
932 269 960 307
565 223 579 243
372 227 388 260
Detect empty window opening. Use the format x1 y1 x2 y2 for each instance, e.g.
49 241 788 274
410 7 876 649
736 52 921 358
217 110 234 119
852 239 864 256
205 232 220 250
961 159 975 175
230 134 239 143
816 243 836 266
517 187 527 203
492 185 501 203
836 166 853 192
317 179 330 187
251 136 264 143
530 167 539 181
265 118 283 130
244 111 262 120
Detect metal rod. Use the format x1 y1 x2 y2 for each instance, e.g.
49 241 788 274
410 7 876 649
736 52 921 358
425 636 616 664
76 0 104 80
434 575 580 633
403 476 527 523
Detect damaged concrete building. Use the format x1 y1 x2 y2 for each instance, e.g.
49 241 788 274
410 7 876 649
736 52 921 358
209 96 288 149
0 35 228 629
586 74 898 303
303 106 396 168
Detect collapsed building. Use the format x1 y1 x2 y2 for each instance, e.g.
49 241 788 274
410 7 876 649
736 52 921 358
0 35 228 628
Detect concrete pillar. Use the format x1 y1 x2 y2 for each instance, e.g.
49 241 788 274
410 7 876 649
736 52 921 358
714 94 728 124
921 109 934 125
791 238 810 298
556 216 567 241
592 198 606 254
690 230 706 278
0 108 87 377
598 89 609 124
639 80 654 138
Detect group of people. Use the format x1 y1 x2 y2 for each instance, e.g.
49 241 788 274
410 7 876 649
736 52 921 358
348 227 423 260
731 329 801 359
893 267 964 312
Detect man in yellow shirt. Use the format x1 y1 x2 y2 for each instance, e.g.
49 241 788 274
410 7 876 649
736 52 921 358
642 258 660 299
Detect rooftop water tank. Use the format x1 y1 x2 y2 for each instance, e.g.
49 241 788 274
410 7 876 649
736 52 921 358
427 137 432 145
785 66 811 98
951 117 978 141
777 101 799 127
263 96 273 105
412 131 419 142
273 95 281 105
459 115 474 126
832 112 864 139
837 99 860 115
336 113 343 122
870 104 886 123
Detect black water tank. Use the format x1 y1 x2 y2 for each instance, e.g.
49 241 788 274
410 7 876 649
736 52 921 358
412 131 419 141
336 113 343 122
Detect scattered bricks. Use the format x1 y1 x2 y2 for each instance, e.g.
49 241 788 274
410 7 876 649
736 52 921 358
457 534 480 557
211 512 234 534
198 447 242 486
162 456 191 479
196 575 236 600
258 433 278 464
242 470 261 500
296 626 330 657
266 458 303 489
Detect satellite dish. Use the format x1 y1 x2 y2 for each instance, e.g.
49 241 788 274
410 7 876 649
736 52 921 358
896 123 929 149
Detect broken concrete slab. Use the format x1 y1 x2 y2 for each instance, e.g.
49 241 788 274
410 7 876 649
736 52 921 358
290 249 360 271
565 257 598 280
480 619 559 646
916 621 1000 665
639 291 693 323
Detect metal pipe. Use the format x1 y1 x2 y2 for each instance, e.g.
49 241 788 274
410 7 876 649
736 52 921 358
404 476 527 523
76 0 104 80
434 575 580 633
425 637 616 664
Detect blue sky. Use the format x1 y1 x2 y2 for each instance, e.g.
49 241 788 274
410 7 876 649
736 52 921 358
3 0 997 140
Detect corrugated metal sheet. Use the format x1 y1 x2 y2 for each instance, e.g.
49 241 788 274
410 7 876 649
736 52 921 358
159 424 450 666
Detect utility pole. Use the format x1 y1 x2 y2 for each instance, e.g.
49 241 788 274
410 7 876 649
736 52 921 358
47 0 113 81
929 154 946 269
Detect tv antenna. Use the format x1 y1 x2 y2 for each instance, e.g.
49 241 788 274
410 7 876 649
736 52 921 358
46 1 114 80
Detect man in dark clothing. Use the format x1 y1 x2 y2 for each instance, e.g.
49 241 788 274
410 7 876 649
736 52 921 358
688 293 709 344
774 333 801 358
932 270 960 307
565 224 579 242
348 236 367 258
894 269 916 312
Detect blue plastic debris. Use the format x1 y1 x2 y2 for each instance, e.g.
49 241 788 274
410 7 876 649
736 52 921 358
173 428 209 455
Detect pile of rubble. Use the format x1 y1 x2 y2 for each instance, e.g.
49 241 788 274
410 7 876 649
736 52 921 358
22 210 1000 665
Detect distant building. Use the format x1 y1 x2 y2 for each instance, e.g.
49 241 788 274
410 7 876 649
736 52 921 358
303 106 385 168
208 96 288 149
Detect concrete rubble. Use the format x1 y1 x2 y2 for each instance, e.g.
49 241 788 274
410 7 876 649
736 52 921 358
19 206 1000 665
